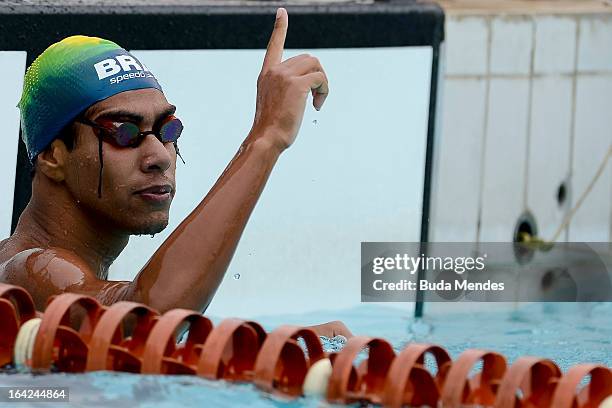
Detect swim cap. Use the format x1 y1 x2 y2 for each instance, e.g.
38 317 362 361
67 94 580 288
18 35 163 162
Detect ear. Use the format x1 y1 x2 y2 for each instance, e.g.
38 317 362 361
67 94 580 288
36 139 70 182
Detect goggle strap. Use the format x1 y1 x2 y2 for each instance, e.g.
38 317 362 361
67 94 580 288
174 141 186 164
97 136 104 198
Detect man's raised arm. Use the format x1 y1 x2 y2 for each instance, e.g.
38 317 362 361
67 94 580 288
127 8 329 313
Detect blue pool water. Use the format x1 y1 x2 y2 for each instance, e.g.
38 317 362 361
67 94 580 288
1 302 611 407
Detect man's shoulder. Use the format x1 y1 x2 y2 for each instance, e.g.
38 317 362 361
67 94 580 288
0 237 35 272
0 244 92 284
0 244 97 310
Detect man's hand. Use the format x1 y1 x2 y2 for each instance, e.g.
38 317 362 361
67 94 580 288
250 8 329 152
306 320 353 338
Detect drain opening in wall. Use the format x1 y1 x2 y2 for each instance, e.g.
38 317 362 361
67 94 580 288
557 182 567 207
513 211 538 264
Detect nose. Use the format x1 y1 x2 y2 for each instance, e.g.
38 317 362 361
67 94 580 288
139 134 173 173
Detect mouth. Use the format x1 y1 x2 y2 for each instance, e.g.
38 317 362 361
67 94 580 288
134 184 173 203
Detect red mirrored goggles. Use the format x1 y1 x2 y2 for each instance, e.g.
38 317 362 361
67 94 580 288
75 115 184 148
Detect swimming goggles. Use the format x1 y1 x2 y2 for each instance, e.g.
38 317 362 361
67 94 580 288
75 115 184 148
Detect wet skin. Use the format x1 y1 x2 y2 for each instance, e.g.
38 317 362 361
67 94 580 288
0 9 351 338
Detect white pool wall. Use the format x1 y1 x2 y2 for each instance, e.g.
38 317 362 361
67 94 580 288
430 11 612 244
426 7 612 316
0 52 26 238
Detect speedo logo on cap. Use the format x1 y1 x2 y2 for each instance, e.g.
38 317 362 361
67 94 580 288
93 54 155 84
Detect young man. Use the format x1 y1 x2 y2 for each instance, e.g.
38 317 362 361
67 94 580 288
0 9 350 337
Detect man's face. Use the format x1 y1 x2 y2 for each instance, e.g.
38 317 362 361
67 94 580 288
62 88 178 235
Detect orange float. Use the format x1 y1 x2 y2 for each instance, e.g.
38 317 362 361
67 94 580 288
0 283 609 407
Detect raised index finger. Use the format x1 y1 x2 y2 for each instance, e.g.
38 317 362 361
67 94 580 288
262 8 288 70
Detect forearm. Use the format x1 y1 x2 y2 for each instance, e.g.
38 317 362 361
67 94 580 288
127 8 328 313
130 131 281 313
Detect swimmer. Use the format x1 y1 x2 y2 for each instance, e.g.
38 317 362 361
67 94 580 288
0 9 351 338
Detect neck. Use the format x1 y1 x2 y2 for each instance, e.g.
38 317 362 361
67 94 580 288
13 179 129 279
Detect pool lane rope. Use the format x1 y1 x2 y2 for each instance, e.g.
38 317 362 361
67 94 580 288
1 282 611 407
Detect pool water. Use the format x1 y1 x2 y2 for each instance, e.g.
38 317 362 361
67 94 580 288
1 302 610 407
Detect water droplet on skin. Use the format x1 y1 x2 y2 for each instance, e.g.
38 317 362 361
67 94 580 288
233 273 241 280
312 119 318 125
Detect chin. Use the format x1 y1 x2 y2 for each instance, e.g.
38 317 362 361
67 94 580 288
126 215 169 236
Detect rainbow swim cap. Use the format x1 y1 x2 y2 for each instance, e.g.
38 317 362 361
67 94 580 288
18 35 163 162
